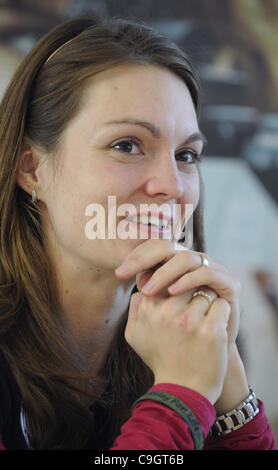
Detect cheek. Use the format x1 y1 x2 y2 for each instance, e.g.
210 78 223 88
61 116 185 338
90 161 133 191
99 163 140 198
181 174 200 209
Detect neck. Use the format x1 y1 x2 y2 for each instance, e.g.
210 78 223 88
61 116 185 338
55 256 135 376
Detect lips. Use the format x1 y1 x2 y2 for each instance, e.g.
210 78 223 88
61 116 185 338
120 210 173 229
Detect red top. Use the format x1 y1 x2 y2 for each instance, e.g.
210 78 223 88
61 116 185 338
111 383 277 450
0 382 277 450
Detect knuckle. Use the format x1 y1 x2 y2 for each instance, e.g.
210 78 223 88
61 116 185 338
179 306 197 331
164 295 177 309
177 249 191 260
203 265 213 276
202 318 215 334
199 323 215 342
155 239 172 251
124 255 139 266
201 321 225 344
163 296 181 316
176 250 195 267
140 294 160 316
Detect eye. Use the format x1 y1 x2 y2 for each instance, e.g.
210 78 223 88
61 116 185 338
111 138 202 164
176 149 202 164
111 138 141 155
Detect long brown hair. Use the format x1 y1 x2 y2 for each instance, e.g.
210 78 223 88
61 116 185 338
0 14 206 449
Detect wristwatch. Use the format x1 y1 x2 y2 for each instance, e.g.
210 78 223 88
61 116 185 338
210 387 260 436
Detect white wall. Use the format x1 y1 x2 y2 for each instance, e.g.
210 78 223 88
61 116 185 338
201 157 278 438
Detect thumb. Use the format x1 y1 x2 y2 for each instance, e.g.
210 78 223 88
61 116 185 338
125 292 143 345
128 291 144 322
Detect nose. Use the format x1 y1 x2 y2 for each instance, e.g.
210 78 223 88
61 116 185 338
143 153 184 200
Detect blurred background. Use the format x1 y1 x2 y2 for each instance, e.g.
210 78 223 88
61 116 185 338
0 0 277 441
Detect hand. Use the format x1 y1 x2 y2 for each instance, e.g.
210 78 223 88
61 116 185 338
214 343 249 415
125 286 231 405
115 239 242 346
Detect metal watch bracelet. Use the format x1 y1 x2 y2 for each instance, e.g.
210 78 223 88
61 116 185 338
210 387 259 436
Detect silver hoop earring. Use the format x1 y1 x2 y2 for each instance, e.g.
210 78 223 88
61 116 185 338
31 189 37 203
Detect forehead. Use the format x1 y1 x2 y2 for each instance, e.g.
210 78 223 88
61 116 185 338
79 63 198 132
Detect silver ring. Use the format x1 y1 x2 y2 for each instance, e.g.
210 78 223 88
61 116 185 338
200 253 209 268
192 290 214 306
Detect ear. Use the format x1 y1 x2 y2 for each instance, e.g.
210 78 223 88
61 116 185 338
17 138 42 198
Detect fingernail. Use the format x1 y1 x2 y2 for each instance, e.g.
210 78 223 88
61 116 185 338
168 282 180 293
142 280 156 293
115 265 131 275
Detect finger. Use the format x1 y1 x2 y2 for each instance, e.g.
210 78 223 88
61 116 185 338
136 270 156 291
168 266 241 304
118 245 226 294
164 287 199 316
205 298 231 330
137 270 171 297
115 240 208 280
141 251 220 295
115 239 174 278
180 287 218 328
127 292 144 322
189 287 218 316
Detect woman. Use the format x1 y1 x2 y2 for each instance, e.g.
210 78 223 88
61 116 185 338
0 14 276 450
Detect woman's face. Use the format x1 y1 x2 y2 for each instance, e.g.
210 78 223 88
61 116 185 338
37 63 204 271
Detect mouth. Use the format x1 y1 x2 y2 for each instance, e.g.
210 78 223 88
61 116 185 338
120 211 173 237
126 212 172 228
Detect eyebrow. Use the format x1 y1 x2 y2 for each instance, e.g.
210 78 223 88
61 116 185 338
103 118 207 147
